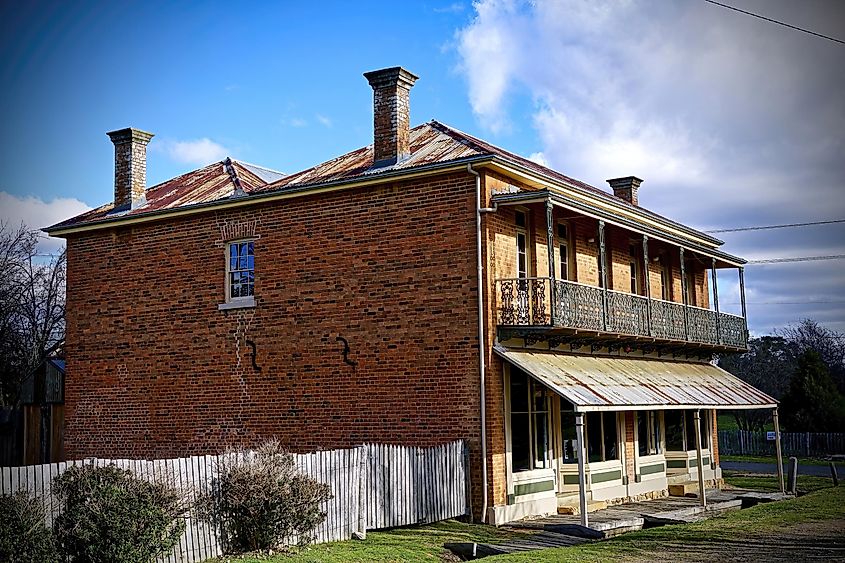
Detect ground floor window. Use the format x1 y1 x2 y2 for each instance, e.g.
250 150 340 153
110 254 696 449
637 410 662 456
665 409 710 451
510 368 551 472
586 411 618 462
560 409 578 464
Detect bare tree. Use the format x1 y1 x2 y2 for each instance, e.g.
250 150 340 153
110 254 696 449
779 319 845 395
0 221 65 407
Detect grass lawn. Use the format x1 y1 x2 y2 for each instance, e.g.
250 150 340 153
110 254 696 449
721 454 845 467
723 470 835 493
212 475 843 562
486 484 845 562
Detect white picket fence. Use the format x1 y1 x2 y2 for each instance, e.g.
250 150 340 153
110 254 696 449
0 440 469 562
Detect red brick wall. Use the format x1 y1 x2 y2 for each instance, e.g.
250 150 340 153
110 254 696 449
64 171 486 510
624 412 636 482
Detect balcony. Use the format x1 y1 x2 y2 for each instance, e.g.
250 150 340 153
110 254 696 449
496 277 748 352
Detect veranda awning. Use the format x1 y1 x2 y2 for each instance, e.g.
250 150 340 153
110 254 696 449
494 345 776 412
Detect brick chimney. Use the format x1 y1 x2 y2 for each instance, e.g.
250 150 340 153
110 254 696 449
107 127 154 209
607 176 643 206
363 67 419 168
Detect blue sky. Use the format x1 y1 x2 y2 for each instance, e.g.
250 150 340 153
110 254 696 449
1 0 843 334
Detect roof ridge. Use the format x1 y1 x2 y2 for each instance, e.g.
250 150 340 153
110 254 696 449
232 159 286 176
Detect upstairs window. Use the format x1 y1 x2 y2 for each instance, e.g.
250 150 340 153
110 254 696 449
227 241 255 302
557 222 571 281
660 260 671 301
685 270 696 306
629 243 640 294
515 210 529 279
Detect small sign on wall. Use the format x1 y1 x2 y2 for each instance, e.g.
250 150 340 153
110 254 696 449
766 431 776 441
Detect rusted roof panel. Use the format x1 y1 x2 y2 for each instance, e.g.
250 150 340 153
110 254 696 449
252 122 484 193
48 160 284 231
494 346 776 411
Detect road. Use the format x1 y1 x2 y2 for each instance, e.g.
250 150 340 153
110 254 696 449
721 460 844 477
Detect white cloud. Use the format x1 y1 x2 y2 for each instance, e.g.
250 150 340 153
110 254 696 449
161 138 229 165
0 191 91 252
526 151 548 166
283 117 308 128
315 114 332 128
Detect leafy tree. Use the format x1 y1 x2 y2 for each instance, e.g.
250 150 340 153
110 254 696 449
718 336 798 430
0 222 65 407
780 350 845 432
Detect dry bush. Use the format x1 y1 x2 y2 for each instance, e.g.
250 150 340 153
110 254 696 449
0 491 57 563
198 440 333 554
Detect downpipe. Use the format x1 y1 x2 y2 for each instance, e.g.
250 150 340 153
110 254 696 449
468 162 489 523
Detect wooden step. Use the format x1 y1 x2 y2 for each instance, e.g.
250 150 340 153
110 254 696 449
668 482 702 497
557 500 607 515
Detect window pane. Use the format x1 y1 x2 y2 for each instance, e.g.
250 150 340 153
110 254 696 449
560 411 578 464
699 411 709 449
229 244 238 259
586 412 603 463
515 211 526 228
534 412 549 469
511 413 531 472
665 411 684 451
247 254 255 270
653 413 663 454
685 411 695 450
603 412 618 460
557 223 567 239
532 383 547 414
638 412 649 457
517 233 527 278
559 244 568 281
510 370 529 412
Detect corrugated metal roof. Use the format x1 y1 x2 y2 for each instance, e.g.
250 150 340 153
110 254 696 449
47 159 284 230
46 120 724 249
251 121 484 192
495 345 776 411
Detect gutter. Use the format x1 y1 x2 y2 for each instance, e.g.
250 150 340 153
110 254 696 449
467 162 489 523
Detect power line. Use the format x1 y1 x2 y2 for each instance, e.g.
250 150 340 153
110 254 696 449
706 219 845 233
702 0 845 45
724 301 845 305
748 254 845 264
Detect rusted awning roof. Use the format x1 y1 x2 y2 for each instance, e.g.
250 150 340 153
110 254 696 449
494 346 776 411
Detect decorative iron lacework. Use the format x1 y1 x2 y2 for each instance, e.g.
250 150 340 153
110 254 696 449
497 278 549 326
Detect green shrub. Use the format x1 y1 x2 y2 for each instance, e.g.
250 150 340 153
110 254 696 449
53 463 189 563
0 491 57 563
198 440 333 553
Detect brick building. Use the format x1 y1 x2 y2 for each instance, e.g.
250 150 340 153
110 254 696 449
46 66 780 525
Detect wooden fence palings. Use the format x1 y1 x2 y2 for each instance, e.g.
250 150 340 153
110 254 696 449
1 440 468 563
719 430 845 457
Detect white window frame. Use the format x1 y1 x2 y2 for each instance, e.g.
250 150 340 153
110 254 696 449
557 221 572 282
515 208 530 279
218 239 256 310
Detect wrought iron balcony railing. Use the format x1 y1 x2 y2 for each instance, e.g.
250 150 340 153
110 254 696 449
496 277 748 350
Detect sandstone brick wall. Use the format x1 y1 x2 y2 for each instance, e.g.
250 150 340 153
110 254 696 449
64 171 487 511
